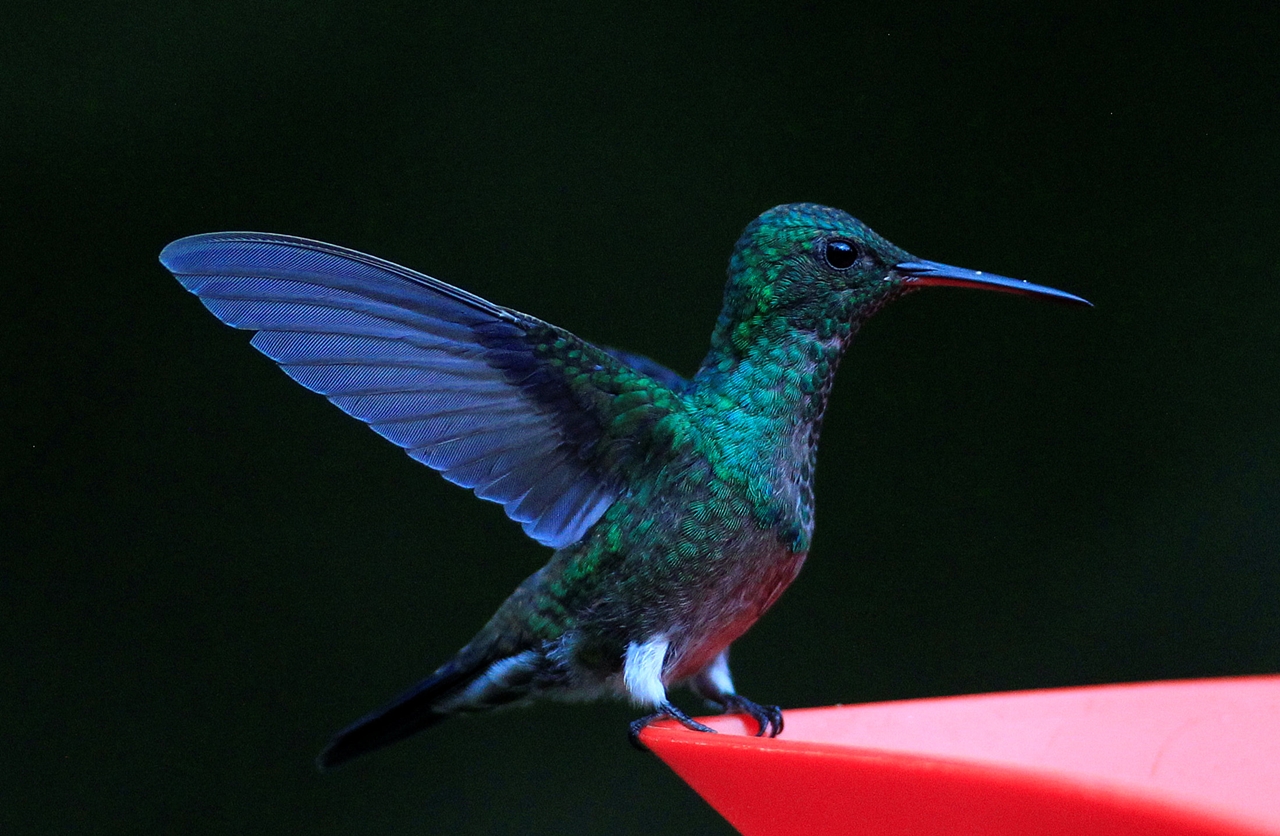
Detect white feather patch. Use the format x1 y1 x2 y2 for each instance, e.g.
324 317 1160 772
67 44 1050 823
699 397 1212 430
701 650 735 697
623 636 670 707
437 650 539 711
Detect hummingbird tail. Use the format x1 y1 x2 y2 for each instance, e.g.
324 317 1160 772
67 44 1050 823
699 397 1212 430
317 660 477 770
317 647 547 769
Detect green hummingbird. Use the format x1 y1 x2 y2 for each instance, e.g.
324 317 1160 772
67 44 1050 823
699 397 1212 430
159 203 1089 768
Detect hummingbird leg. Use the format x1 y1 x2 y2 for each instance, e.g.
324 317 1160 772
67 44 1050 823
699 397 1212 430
627 702 717 751
690 649 783 737
624 636 716 750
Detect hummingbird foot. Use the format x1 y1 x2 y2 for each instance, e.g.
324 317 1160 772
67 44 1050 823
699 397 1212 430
627 701 717 751
714 694 783 737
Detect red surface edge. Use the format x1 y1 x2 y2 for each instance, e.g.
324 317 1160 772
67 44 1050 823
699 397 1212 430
641 676 1280 836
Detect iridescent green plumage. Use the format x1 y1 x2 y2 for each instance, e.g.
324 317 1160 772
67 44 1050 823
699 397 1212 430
159 203 1089 767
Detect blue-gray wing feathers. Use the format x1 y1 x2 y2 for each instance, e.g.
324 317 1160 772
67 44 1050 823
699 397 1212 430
160 232 647 548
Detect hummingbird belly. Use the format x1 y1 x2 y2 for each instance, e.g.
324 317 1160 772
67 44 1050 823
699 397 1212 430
662 543 808 683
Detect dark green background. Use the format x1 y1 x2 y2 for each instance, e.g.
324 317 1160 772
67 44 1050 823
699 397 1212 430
7 2 1279 833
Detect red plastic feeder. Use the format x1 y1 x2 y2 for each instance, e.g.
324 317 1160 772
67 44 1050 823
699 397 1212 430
640 676 1280 836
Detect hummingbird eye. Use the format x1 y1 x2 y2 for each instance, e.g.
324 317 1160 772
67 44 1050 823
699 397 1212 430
823 240 859 270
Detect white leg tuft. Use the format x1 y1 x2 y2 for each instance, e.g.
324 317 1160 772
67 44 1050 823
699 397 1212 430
699 649 735 698
623 636 670 708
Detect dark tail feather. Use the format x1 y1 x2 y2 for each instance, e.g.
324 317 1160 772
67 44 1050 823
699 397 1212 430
317 661 474 770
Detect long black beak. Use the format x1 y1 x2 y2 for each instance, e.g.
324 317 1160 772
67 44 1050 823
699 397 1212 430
895 259 1092 307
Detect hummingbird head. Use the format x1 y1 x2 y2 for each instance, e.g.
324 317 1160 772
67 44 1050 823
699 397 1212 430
711 203 1089 357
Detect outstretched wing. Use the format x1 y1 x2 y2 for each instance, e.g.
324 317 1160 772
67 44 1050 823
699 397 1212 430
160 232 684 549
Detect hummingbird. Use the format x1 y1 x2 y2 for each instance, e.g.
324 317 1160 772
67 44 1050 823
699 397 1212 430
159 203 1089 768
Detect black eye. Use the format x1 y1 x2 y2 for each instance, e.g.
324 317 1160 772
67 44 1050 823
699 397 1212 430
824 239 859 270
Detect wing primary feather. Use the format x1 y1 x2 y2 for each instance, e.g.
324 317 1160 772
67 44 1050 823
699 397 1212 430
159 232 687 549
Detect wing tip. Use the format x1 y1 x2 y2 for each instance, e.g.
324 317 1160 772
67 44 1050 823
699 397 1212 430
160 231 330 274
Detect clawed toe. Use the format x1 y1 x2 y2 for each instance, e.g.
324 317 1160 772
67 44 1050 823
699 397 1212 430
627 695 782 751
719 694 783 737
628 702 718 751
